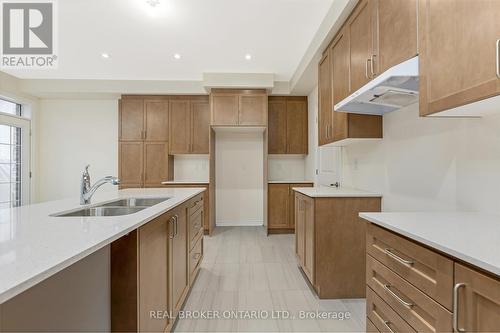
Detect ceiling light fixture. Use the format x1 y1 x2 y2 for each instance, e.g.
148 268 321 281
245 54 252 60
101 53 110 59
174 53 181 60
146 0 160 7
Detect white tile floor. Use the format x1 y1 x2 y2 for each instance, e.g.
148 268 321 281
175 227 366 332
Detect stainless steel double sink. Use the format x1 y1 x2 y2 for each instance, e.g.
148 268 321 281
52 197 171 217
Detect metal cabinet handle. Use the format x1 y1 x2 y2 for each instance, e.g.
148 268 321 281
168 217 175 239
365 58 372 79
453 283 466 333
384 248 414 265
383 284 414 308
496 39 500 79
173 215 178 237
383 320 395 333
371 54 377 77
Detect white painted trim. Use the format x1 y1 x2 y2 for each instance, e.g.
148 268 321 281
216 220 264 227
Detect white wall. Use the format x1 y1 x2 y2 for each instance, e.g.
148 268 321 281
268 155 307 181
342 103 500 214
37 99 118 201
215 130 264 226
173 155 209 181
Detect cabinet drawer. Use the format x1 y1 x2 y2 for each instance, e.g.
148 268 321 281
189 207 203 251
189 236 203 284
367 224 453 310
366 317 379 332
367 287 416 333
367 255 452 332
187 195 204 216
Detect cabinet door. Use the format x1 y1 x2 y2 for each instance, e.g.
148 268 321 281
211 95 238 125
288 184 313 229
119 99 144 141
239 95 267 126
303 196 315 284
170 207 188 318
191 101 210 154
347 0 375 93
119 142 143 187
455 263 500 332
419 0 500 116
145 100 169 142
169 100 191 154
318 52 332 146
138 215 170 332
286 99 308 154
268 99 287 154
268 184 289 229
374 0 417 75
295 195 305 264
144 142 171 186
330 29 350 142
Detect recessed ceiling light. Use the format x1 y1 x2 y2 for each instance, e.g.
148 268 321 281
174 53 181 60
245 54 252 60
146 0 160 7
101 53 110 59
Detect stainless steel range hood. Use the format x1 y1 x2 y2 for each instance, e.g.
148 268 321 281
334 56 419 115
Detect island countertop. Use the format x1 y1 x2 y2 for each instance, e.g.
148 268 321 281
360 212 500 278
293 186 382 198
0 187 205 304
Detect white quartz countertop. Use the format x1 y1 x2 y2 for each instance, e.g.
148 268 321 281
292 186 382 198
268 180 314 184
0 187 205 304
359 212 500 277
161 180 209 185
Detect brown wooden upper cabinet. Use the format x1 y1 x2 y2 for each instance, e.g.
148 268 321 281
268 96 308 154
211 89 267 126
169 97 210 154
318 52 333 146
120 98 169 142
419 0 500 116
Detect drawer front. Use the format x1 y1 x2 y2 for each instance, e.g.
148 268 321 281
366 317 379 332
367 224 454 310
187 194 204 216
367 287 416 333
189 236 203 284
367 255 452 332
189 207 204 250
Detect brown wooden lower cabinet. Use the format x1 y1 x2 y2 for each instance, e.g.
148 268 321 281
111 192 204 333
294 192 381 298
268 183 313 233
364 223 500 333
156 183 212 235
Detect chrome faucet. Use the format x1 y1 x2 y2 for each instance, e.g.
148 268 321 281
80 165 120 205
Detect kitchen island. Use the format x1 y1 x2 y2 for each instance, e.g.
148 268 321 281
0 187 205 332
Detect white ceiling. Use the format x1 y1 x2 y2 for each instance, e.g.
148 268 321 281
4 0 334 81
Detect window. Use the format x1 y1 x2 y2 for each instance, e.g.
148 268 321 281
0 99 29 208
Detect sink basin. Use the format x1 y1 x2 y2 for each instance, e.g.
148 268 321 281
53 206 146 217
100 197 170 207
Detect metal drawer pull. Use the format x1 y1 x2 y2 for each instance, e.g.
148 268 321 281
168 217 175 239
383 284 414 307
453 283 466 333
383 320 395 333
174 215 178 237
496 39 500 79
365 58 372 79
384 248 414 265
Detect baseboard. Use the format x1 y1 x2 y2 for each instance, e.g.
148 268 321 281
216 220 264 227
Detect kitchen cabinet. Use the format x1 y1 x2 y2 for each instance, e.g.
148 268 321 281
346 0 374 93
454 263 500 332
318 52 332 146
144 142 172 186
169 97 210 154
144 100 169 141
211 89 267 126
119 142 144 187
268 183 313 233
268 97 308 154
111 193 204 333
119 99 144 141
419 0 500 116
294 192 381 298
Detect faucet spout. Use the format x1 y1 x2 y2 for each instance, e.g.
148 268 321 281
80 166 120 205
